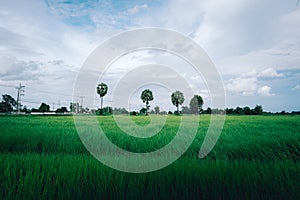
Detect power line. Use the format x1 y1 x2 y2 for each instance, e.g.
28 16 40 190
26 87 74 98
26 87 99 101
0 84 16 88
22 99 43 104
1 84 101 109
80 96 84 108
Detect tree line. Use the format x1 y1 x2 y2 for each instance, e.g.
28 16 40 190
96 82 204 115
0 82 299 116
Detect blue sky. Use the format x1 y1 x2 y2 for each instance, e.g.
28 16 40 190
0 0 299 112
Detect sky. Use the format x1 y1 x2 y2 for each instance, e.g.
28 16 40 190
0 0 299 112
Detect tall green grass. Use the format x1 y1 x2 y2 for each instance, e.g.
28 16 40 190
0 115 299 199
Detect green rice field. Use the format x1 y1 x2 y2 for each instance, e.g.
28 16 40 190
0 115 299 199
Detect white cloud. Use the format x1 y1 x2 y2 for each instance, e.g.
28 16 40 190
292 84 300 90
218 44 300 76
216 6 300 76
258 67 284 78
226 76 257 96
257 85 274 96
0 56 41 80
0 0 101 72
192 0 261 59
226 68 282 96
130 0 203 34
128 4 148 14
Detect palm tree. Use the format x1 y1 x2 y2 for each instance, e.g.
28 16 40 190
96 82 108 109
171 91 184 114
140 89 154 115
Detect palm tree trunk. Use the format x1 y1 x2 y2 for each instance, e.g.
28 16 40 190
146 101 149 115
101 97 103 109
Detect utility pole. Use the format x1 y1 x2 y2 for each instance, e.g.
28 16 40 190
16 83 25 114
80 96 84 113
76 102 79 114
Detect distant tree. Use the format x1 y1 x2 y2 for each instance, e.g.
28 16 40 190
225 108 234 114
140 107 147 115
181 106 191 114
203 107 212 114
31 108 39 112
130 111 138 116
121 108 129 114
140 89 154 115
2 94 17 108
96 106 112 115
96 82 108 110
55 107 68 113
174 110 181 115
1 94 17 113
280 110 286 115
21 106 29 113
252 105 263 115
84 107 89 113
70 102 79 113
189 95 204 114
154 106 160 115
160 111 167 115
212 108 225 114
90 109 97 114
171 91 184 114
113 108 129 114
38 103 50 112
0 102 12 113
234 107 244 115
291 111 300 115
243 106 251 115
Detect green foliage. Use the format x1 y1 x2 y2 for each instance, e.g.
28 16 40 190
243 106 251 115
181 106 191 114
96 82 108 97
189 95 204 114
235 107 244 115
203 107 212 114
160 111 167 115
2 94 17 108
69 102 79 113
97 82 108 109
253 105 263 115
96 106 112 115
140 89 154 115
0 115 299 199
140 89 154 104
154 106 160 114
0 94 17 112
112 107 128 114
55 107 68 113
173 110 181 115
139 107 147 115
171 91 184 114
130 111 138 116
0 101 13 113
38 103 50 112
225 105 264 115
21 106 30 113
